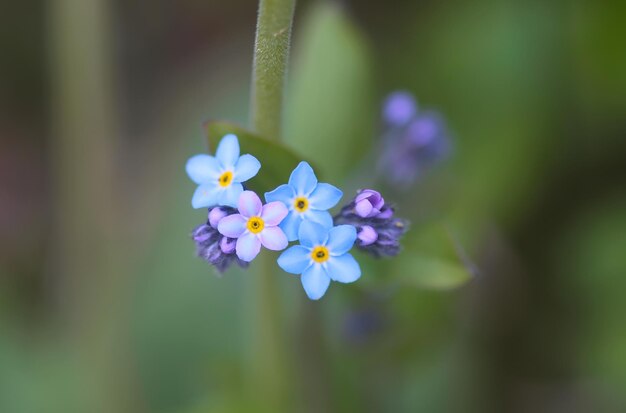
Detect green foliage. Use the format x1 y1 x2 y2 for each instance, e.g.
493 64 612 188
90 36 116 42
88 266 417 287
205 121 311 195
391 222 474 290
285 2 374 179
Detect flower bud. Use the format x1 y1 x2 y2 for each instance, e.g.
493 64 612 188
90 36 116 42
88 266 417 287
208 207 229 228
354 189 385 218
357 225 378 246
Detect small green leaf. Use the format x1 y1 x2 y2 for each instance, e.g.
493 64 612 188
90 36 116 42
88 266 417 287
390 222 475 290
205 121 311 195
285 2 374 179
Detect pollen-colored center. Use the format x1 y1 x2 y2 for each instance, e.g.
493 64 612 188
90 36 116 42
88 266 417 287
246 216 264 234
311 246 329 263
294 196 309 212
218 171 233 187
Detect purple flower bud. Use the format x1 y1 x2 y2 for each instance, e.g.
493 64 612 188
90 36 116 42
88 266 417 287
357 225 378 246
334 189 408 258
382 91 417 126
191 209 248 274
220 237 236 254
354 189 387 218
208 207 229 228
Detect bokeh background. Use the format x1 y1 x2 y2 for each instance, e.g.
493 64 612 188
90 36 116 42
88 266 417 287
2 0 626 412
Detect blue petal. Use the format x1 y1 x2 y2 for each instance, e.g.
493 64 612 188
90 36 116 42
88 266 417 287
309 183 342 210
220 183 243 207
325 253 361 283
277 245 312 274
326 225 357 256
234 154 261 183
191 183 219 208
215 134 240 169
236 233 262 262
288 162 318 196
280 212 302 242
186 154 220 184
265 184 294 205
301 264 331 300
298 220 329 248
306 210 334 230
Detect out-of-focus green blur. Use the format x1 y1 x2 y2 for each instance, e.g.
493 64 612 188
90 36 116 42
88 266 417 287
1 0 625 412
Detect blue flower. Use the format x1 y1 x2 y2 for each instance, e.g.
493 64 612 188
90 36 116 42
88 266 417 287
277 221 361 300
265 162 343 241
186 134 261 208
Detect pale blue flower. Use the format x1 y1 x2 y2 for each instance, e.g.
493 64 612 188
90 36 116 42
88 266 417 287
265 162 342 241
186 134 261 208
277 221 361 300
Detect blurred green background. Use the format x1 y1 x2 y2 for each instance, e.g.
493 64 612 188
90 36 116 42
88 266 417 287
2 0 626 412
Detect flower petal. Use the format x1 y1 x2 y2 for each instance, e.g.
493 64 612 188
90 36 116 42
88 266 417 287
298 220 328 248
279 212 302 242
265 184 295 205
191 183 219 209
236 233 261 262
309 183 342 210
301 264 331 300
288 162 318 196
186 154 220 184
238 190 262 217
306 210 334 230
261 202 288 226
259 227 288 251
220 184 243 208
215 134 240 168
326 225 357 256
325 253 361 283
217 214 247 238
277 246 312 274
233 154 261 182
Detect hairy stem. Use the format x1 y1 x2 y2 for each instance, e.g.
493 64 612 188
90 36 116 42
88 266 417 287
250 0 296 141
249 0 296 410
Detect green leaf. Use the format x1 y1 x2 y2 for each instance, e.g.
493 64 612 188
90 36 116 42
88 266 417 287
285 2 374 179
390 222 475 290
205 121 309 195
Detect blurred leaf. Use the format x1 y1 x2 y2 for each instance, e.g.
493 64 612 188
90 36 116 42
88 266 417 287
390 222 475 290
205 121 310 195
392 255 472 290
285 2 374 179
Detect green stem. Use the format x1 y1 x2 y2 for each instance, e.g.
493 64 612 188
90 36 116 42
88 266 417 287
249 0 296 410
250 0 296 141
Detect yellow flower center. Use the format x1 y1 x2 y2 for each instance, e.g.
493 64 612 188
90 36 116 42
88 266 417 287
246 216 264 234
311 246 329 263
218 171 233 187
294 196 309 212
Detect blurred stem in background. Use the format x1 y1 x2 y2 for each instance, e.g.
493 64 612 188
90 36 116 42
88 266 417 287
249 0 296 410
49 0 138 411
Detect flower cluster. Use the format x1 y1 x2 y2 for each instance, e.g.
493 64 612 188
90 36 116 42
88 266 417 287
335 189 408 257
186 134 408 299
378 91 450 187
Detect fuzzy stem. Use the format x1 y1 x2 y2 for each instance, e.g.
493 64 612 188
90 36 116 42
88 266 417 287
249 0 296 410
250 0 296 141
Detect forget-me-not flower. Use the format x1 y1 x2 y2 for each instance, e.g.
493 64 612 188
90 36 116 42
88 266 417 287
265 162 342 241
186 134 261 208
218 190 289 262
277 221 361 300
